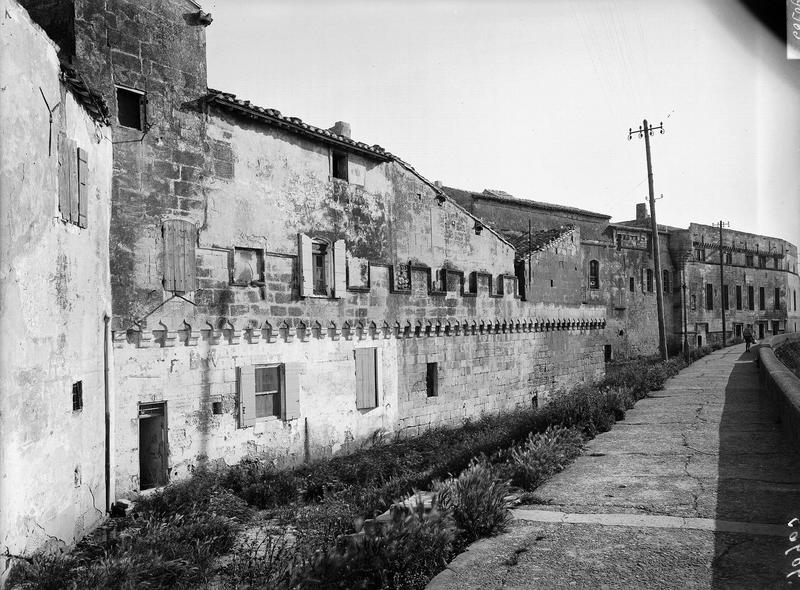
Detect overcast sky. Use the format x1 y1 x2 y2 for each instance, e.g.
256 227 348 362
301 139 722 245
204 0 800 248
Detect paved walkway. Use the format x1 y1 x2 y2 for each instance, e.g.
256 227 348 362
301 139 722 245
429 345 800 589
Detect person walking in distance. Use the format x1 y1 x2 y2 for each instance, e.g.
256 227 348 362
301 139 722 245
743 326 754 351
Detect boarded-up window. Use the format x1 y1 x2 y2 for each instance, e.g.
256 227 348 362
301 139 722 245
238 362 300 427
231 247 264 286
58 137 87 227
162 219 197 292
355 348 378 410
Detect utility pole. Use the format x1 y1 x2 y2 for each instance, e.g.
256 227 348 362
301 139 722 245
628 120 668 360
716 220 730 346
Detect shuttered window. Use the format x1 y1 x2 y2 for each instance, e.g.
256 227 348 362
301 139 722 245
355 348 378 410
162 219 197 292
238 362 301 427
58 136 88 227
298 234 347 298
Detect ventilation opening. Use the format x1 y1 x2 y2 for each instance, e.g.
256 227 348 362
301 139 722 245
212 401 223 415
332 151 348 181
116 86 145 130
426 362 439 397
72 381 83 412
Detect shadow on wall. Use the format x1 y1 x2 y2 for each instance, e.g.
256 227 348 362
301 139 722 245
711 350 800 587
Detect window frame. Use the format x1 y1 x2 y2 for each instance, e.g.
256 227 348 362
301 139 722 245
230 247 265 287
331 150 349 182
115 85 147 131
774 287 781 310
646 269 653 293
759 286 765 310
588 260 600 290
254 364 282 420
748 285 755 310
705 283 714 311
736 285 742 310
426 362 439 397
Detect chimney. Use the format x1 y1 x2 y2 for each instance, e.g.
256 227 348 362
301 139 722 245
434 180 443 188
330 121 351 138
636 203 648 221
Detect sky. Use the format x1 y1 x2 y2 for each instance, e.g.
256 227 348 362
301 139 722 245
203 0 800 248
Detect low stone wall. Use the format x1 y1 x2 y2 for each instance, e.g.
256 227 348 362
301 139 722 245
756 333 800 451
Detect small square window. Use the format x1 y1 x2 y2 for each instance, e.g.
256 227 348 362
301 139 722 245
332 151 348 181
72 381 83 412
426 362 439 397
211 401 223 415
255 366 281 419
116 86 146 130
231 247 264 286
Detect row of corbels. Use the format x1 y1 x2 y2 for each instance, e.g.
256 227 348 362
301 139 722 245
113 317 607 349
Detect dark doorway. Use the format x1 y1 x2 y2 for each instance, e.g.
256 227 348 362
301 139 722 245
734 324 742 339
697 335 703 348
758 323 765 340
139 402 168 490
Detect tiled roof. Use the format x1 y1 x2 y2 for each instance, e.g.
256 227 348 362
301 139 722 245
205 89 392 161
476 188 610 220
60 64 110 124
499 225 575 258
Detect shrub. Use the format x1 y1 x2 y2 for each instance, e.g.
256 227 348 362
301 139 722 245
296 497 456 590
221 459 300 509
499 426 584 490
220 526 296 590
435 460 512 543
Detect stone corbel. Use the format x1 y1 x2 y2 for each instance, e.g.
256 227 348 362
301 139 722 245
246 321 261 344
279 320 294 343
414 321 423 338
155 321 176 348
368 321 378 339
134 323 153 348
221 319 241 345
342 321 353 341
424 321 433 338
204 321 221 345
381 321 392 339
312 321 325 340
297 321 309 342
264 321 278 343
328 321 341 341
182 320 200 346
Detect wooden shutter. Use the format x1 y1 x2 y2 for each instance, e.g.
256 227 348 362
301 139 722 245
283 363 301 420
298 234 314 296
163 219 197 292
68 142 79 224
355 348 378 410
238 366 256 428
57 134 72 221
333 239 346 297
77 147 88 228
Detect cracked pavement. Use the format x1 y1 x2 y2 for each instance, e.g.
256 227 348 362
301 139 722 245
427 345 800 589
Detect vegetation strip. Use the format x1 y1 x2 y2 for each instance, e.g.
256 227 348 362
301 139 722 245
8 345 725 590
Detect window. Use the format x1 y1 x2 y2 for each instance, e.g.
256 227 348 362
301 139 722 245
355 348 378 410
746 254 754 267
604 344 612 363
162 219 197 292
759 286 765 310
690 294 696 310
238 363 300 427
695 248 706 261
748 285 755 310
722 285 729 310
774 287 781 310
211 401 223 415
736 285 742 310
426 362 439 397
57 137 88 227
758 255 767 268
312 242 328 295
231 247 264 286
774 257 780 269
72 381 83 412
299 234 346 298
662 270 670 294
794 290 797 311
772 321 780 334
706 284 714 310
646 269 653 292
588 260 599 289
629 277 635 292
332 150 348 181
116 86 146 130
724 252 732 265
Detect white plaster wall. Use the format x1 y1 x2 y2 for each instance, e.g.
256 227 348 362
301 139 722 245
112 336 400 497
0 0 112 567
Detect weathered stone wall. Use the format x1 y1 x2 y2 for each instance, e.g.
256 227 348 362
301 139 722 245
112 262 606 497
680 224 799 344
0 0 112 569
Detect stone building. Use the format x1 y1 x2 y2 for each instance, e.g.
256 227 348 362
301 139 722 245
1 0 112 572
5 0 799 572
5 0 606 566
